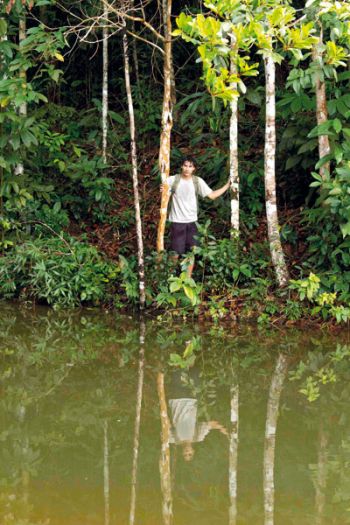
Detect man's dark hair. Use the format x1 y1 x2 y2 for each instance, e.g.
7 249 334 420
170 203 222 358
182 156 197 168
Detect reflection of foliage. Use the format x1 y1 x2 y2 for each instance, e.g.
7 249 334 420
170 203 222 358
169 336 201 369
289 344 350 402
0 305 141 524
2 306 350 523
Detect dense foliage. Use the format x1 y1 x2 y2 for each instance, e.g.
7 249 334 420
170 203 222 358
1 0 350 322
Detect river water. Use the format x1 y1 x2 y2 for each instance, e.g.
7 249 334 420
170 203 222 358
1 303 350 525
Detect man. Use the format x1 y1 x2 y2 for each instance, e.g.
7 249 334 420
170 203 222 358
165 157 230 276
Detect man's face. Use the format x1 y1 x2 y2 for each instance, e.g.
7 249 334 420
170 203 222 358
181 160 196 178
183 442 195 462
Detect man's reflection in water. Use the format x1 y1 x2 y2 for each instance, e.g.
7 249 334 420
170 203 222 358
168 367 228 462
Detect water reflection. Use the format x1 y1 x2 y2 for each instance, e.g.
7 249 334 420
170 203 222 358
168 366 228 460
157 370 173 525
1 304 350 524
263 354 289 525
129 320 145 525
229 376 239 525
314 424 328 525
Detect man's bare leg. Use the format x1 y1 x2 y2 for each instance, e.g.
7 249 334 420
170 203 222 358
181 253 195 278
187 263 194 278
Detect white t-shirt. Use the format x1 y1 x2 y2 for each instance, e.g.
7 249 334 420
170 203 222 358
168 175 212 223
168 398 211 444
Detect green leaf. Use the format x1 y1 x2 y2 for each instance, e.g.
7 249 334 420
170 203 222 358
333 118 342 134
183 285 196 305
336 99 349 118
315 154 332 170
285 155 301 170
0 19 7 38
169 281 181 293
183 342 194 358
297 140 317 154
108 111 125 124
48 69 61 83
245 89 262 105
341 222 350 238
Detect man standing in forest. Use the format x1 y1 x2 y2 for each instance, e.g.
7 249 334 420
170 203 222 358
165 157 230 277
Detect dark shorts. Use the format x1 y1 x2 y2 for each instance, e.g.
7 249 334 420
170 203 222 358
170 222 199 255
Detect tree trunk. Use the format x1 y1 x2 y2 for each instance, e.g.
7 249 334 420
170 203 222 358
103 420 110 525
230 46 239 235
132 30 140 88
229 381 239 525
102 3 108 164
263 354 288 525
312 29 330 179
264 56 289 287
156 0 173 253
0 22 6 241
129 320 145 525
157 371 173 525
122 31 146 309
14 14 26 176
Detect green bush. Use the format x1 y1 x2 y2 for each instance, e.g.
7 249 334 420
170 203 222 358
0 236 119 307
193 223 271 292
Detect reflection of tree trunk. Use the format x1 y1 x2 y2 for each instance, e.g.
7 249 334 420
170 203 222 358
102 2 108 163
129 320 145 525
103 420 110 525
122 30 146 308
264 354 288 525
18 406 30 508
264 55 289 287
156 0 173 253
157 371 173 525
229 382 239 525
314 424 328 525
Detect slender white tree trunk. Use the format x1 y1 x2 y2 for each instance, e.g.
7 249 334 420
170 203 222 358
103 420 110 525
264 56 289 287
312 30 330 179
129 320 145 525
15 15 27 176
102 3 108 164
132 32 140 88
0 22 6 236
263 354 288 525
122 31 146 309
157 371 173 525
230 46 239 235
229 382 239 525
157 0 173 253
130 0 140 89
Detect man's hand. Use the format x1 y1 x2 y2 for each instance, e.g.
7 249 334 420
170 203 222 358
209 420 229 436
208 181 230 201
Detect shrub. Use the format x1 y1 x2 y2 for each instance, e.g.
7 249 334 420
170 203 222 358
193 223 271 293
0 236 119 307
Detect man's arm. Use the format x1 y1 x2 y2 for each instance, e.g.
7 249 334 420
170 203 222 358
208 420 229 436
208 181 230 200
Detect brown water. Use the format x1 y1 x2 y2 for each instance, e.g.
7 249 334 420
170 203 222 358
1 303 350 525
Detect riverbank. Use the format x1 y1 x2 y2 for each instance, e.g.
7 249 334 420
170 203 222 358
1 222 349 326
